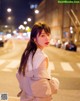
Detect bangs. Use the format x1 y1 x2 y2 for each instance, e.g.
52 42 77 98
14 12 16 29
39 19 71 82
44 26 51 35
38 23 51 36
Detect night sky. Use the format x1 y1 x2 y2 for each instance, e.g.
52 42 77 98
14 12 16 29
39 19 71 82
0 0 43 28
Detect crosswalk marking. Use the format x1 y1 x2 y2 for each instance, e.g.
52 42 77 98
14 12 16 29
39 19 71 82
48 61 55 76
0 60 80 72
1 60 20 72
61 62 74 71
48 61 55 70
76 63 80 69
5 60 20 69
1 68 12 72
0 60 5 65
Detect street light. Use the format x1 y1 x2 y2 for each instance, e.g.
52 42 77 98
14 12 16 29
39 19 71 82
18 25 25 30
6 8 14 34
7 16 12 21
34 9 39 14
7 8 12 13
4 25 8 28
27 18 32 22
23 21 27 25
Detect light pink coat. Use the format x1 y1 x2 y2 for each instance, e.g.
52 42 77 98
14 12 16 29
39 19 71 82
16 48 57 101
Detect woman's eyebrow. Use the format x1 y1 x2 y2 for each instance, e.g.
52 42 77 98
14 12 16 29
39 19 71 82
41 32 45 34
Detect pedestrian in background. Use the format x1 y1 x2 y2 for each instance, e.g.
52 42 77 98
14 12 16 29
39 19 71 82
16 22 59 101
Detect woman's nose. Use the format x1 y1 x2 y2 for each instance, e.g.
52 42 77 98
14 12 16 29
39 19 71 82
46 36 50 41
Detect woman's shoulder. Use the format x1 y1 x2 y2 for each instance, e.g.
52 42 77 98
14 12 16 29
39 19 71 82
35 48 47 58
32 48 48 69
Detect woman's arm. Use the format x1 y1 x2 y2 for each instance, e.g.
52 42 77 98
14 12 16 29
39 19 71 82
39 57 48 69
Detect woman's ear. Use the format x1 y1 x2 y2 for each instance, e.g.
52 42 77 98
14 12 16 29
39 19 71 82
34 38 36 42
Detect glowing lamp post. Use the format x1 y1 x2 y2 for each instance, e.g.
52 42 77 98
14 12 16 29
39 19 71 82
34 9 39 14
7 8 12 13
27 18 32 22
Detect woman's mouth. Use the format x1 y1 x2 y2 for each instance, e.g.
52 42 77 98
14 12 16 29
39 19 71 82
45 42 49 45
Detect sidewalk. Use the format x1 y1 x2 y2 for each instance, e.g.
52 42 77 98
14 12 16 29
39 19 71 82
8 89 80 101
8 96 20 101
52 89 80 101
77 47 80 52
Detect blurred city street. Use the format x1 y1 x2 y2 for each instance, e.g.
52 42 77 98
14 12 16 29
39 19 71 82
0 39 80 101
0 0 80 101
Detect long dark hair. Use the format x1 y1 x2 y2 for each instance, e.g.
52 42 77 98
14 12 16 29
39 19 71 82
18 22 51 76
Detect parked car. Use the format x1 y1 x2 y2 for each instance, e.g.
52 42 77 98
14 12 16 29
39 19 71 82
0 37 4 47
56 40 62 48
65 41 77 51
0 40 4 47
50 39 56 46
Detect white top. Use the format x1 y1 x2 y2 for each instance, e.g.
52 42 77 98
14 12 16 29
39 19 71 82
25 48 51 79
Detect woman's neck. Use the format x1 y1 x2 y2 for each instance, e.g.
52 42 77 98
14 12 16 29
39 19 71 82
37 46 44 50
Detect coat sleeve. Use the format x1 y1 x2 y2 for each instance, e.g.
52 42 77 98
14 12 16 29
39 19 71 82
49 77 60 94
16 72 23 90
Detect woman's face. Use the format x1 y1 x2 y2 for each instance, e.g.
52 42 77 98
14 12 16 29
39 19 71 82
34 29 50 49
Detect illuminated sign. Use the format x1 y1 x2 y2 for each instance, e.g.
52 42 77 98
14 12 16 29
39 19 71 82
58 0 80 3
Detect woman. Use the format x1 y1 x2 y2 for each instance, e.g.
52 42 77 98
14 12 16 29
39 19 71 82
16 22 59 101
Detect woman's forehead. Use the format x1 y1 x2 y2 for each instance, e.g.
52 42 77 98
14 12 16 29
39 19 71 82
41 29 46 34
37 29 50 37
40 29 50 35
37 30 46 36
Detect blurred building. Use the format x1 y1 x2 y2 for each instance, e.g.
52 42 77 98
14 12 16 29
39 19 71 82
35 0 80 44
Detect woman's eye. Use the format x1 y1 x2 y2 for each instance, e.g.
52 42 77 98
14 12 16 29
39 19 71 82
41 34 45 37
